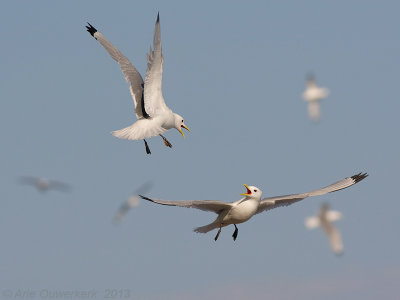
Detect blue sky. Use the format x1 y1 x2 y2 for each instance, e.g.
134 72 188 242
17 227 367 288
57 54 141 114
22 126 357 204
1 1 399 299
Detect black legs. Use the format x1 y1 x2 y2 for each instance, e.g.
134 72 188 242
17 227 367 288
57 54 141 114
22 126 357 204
214 225 239 241
232 224 238 241
144 140 151 154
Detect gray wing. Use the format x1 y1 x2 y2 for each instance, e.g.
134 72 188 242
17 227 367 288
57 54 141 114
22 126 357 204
139 195 232 214
143 13 169 117
18 176 39 186
114 201 132 223
86 23 146 119
256 173 368 214
47 180 71 192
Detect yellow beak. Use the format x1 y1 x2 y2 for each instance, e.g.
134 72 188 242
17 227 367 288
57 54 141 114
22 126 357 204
240 184 251 196
180 125 190 138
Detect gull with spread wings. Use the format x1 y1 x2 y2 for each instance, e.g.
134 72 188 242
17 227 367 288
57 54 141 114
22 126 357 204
86 13 190 154
18 176 71 193
302 74 330 122
140 173 367 241
113 182 153 224
305 203 344 255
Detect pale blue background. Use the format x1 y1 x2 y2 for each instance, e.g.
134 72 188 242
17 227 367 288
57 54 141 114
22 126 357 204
1 1 399 299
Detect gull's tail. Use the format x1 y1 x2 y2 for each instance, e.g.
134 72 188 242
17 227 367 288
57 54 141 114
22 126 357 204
194 222 219 234
308 101 320 122
112 119 166 140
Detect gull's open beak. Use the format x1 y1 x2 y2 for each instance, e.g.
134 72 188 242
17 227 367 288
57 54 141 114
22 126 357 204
179 125 191 138
240 184 252 196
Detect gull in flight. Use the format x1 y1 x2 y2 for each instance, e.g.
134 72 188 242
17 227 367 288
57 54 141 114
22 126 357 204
140 173 368 241
305 203 344 255
86 13 190 154
302 74 330 122
113 182 153 224
18 176 71 193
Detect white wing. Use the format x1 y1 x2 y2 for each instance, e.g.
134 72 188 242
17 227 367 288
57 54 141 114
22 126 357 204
326 210 343 222
305 216 320 229
86 23 146 119
139 195 232 214
256 173 368 214
143 13 170 117
321 221 344 255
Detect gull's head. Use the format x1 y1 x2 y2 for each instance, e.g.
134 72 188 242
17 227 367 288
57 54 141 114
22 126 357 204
173 113 190 138
240 184 262 200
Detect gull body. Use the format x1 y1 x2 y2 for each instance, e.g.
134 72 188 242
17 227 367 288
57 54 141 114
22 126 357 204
86 13 190 154
302 75 329 122
199 186 262 240
140 173 368 241
306 203 344 255
18 176 70 193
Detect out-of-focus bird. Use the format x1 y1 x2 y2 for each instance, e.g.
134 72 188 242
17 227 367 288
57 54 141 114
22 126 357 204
302 74 330 122
18 176 71 193
140 173 367 241
113 182 153 224
85 13 190 154
305 203 344 255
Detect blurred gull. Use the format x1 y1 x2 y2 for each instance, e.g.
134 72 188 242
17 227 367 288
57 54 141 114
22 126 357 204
140 173 367 241
302 74 330 122
86 13 190 154
305 203 344 255
113 182 153 224
18 176 70 193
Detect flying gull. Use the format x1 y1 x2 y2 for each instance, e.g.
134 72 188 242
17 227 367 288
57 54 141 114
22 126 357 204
18 176 71 193
140 173 368 241
86 13 190 154
113 182 153 224
302 74 330 122
305 203 344 255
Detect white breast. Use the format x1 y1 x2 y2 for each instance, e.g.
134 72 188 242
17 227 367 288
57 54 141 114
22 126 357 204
223 199 259 225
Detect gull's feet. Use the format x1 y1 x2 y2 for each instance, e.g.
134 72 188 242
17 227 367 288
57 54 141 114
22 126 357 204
160 135 172 148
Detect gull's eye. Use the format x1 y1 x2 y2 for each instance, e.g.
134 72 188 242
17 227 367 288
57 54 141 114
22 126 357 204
181 120 184 123
254 189 257 192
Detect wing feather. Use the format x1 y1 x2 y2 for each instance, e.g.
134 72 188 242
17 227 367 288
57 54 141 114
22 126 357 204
256 173 368 214
86 23 145 119
143 13 170 117
139 195 232 214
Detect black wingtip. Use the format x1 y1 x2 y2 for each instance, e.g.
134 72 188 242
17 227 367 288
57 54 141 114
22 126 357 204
139 195 153 202
85 22 97 38
156 12 160 23
351 172 369 183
